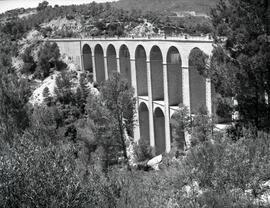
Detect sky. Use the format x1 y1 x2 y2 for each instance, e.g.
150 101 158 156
0 0 116 13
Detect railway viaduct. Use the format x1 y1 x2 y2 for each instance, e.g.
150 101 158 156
49 35 214 155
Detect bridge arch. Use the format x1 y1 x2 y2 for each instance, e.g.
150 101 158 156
119 44 132 86
189 47 207 113
135 45 148 96
154 107 166 155
138 102 150 143
106 44 117 77
150 45 164 101
167 46 182 106
82 44 93 73
94 44 105 83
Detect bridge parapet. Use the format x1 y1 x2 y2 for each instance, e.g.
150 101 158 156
48 34 214 43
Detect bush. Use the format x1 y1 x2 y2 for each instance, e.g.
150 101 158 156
133 139 154 163
35 42 66 79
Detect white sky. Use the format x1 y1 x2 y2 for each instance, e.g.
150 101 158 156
0 0 116 13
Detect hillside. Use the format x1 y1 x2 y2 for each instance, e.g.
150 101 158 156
115 0 219 14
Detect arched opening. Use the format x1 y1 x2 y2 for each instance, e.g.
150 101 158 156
94 44 105 83
139 102 150 143
150 46 164 101
82 44 92 73
154 108 166 155
189 48 207 114
119 45 131 86
135 45 148 96
106 44 117 77
170 113 185 151
167 47 182 106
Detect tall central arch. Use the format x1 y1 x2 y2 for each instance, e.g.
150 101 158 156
167 47 182 106
135 45 148 96
150 46 164 101
106 44 117 77
189 48 207 113
94 44 105 83
119 45 131 86
82 44 92 73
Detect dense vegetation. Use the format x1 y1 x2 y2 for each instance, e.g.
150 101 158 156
0 0 270 207
116 0 218 13
0 1 212 39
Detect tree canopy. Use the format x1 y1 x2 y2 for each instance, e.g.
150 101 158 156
210 0 270 130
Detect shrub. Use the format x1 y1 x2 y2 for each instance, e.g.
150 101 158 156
133 139 154 163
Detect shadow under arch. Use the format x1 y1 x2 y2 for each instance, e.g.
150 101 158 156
167 46 182 106
82 44 92 73
135 45 148 96
119 44 131 86
106 44 117 77
138 102 150 143
150 46 164 101
94 44 105 83
154 107 166 155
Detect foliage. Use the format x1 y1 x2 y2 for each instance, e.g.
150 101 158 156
35 41 65 79
0 135 116 208
86 72 136 170
0 67 31 145
133 139 154 163
210 0 270 130
116 0 218 13
190 106 214 147
37 1 49 12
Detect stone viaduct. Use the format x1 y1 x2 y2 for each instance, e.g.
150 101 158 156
49 36 214 155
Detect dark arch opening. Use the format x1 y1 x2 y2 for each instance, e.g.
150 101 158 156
150 46 164 101
189 48 207 114
154 108 166 155
139 102 150 143
94 44 105 83
82 44 92 73
107 44 117 77
167 47 182 106
119 45 131 86
135 45 148 96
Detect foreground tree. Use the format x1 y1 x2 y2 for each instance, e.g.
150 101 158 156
210 0 270 130
87 73 136 170
0 67 30 146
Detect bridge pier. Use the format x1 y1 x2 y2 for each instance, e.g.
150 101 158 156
163 62 171 153
146 59 155 149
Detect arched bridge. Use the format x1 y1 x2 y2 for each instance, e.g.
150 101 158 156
49 36 214 155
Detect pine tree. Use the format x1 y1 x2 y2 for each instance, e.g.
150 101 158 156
210 0 270 130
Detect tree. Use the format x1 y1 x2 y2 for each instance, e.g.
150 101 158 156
210 0 270 130
101 73 136 169
0 67 31 145
37 1 49 12
36 42 64 79
86 72 136 171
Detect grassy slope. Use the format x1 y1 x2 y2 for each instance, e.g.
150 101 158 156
115 0 219 13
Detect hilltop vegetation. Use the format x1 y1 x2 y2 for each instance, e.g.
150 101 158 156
0 0 213 40
116 0 218 13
